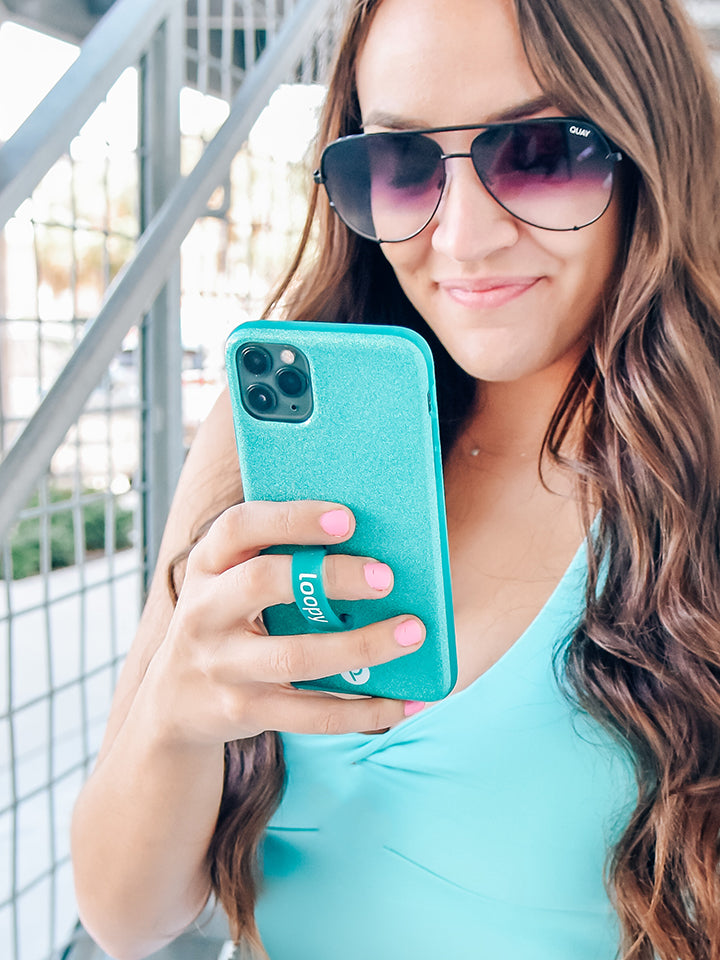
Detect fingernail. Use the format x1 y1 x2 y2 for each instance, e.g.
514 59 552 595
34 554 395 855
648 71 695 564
319 510 350 537
364 561 392 591
404 700 425 717
395 620 423 647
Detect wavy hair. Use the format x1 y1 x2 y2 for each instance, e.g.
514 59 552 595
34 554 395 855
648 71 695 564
175 1 720 956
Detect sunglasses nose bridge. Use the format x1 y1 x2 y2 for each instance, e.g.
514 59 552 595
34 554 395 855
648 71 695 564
439 149 484 186
436 150 494 212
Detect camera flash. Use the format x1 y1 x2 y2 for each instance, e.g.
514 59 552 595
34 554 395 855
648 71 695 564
280 349 296 365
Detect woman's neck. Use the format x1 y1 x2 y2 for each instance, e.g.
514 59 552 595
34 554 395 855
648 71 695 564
443 372 594 566
465 360 579 459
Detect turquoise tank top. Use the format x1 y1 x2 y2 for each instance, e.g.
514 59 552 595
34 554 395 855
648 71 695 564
255 536 637 959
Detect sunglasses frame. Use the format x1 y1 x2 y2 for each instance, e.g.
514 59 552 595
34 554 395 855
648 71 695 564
314 117 623 243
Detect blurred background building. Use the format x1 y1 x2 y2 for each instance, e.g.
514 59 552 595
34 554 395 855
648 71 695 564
0 1 719 959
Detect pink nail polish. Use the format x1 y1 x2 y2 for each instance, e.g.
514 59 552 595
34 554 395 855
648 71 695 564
404 700 426 717
319 510 350 537
395 620 423 646
364 562 392 590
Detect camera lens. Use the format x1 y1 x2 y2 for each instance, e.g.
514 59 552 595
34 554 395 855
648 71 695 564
242 346 272 376
276 367 306 397
246 384 277 413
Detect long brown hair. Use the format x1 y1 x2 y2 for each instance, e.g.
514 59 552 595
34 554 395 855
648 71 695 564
185 1 720 956
515 2 720 957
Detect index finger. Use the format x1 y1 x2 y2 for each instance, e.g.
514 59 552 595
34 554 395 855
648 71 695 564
189 500 356 575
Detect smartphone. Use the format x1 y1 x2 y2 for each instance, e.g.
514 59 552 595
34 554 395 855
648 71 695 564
225 320 456 702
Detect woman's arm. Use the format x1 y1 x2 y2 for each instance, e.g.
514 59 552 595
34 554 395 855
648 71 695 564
71 389 424 960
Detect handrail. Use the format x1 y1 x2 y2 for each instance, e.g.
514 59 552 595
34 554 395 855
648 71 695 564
0 0 336 542
0 0 175 231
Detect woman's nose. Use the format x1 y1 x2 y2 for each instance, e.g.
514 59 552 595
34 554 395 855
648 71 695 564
430 156 520 262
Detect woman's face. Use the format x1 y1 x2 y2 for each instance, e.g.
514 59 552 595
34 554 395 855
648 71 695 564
355 0 623 385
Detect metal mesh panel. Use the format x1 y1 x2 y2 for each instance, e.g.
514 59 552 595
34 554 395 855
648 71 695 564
0 3 344 959
0 58 144 959
0 20 153 956
185 0 292 98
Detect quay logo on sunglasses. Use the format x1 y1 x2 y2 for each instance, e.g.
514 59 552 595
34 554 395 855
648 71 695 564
314 117 622 242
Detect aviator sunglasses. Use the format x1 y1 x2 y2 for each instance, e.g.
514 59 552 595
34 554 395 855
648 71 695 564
314 117 623 242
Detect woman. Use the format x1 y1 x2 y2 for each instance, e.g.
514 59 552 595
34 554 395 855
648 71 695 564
71 0 720 957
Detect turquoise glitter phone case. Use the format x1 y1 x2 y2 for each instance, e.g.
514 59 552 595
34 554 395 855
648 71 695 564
225 320 457 701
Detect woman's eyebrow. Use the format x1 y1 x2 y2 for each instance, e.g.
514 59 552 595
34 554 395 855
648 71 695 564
362 95 555 130
484 94 555 123
361 111 431 130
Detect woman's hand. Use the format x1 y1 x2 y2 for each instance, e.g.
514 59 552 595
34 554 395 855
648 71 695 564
144 499 425 746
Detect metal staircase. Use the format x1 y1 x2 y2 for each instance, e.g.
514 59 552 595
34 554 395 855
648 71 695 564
0 2 340 957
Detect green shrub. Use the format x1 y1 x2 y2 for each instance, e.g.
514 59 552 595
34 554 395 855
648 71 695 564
1 488 135 580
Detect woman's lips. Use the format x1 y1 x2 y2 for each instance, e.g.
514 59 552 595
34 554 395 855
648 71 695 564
437 276 541 309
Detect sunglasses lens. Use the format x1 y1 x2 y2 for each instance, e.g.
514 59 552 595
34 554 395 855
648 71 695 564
321 133 443 241
321 120 617 239
471 121 615 229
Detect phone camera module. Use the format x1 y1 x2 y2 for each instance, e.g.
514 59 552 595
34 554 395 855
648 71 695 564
236 340 312 422
242 346 272 377
276 367 307 398
246 383 277 413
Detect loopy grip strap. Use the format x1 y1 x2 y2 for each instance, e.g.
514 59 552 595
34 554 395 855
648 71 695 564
291 547 346 631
